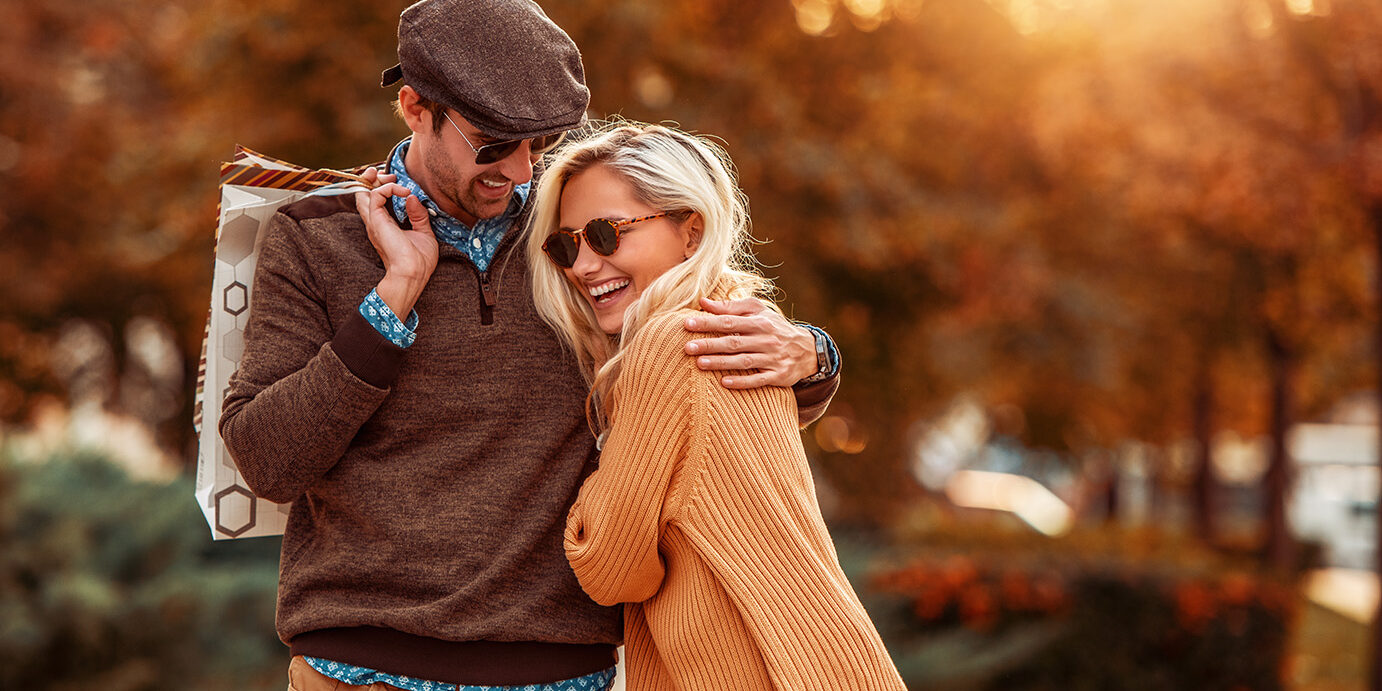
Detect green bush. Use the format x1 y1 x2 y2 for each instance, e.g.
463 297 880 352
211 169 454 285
0 451 283 690
867 520 1297 690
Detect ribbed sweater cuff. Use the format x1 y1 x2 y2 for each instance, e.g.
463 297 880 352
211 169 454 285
793 365 840 427
331 309 405 389
289 628 617 686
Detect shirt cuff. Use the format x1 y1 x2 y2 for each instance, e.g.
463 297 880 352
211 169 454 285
358 288 419 348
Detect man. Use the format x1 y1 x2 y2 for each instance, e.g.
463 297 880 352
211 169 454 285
220 1 841 689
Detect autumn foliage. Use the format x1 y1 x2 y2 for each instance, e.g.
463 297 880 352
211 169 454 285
1 1 1378 529
1 1 1378 688
869 524 1298 688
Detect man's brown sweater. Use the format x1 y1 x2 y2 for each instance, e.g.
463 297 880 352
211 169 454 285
219 191 839 684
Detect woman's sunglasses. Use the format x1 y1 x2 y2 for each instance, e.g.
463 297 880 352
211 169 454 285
541 213 669 268
444 112 566 165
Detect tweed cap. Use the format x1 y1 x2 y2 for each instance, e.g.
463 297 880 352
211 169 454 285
381 0 589 140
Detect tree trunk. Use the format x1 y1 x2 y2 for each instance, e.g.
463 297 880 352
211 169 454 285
1371 202 1382 691
1101 468 1120 524
1192 356 1217 544
1263 326 1295 571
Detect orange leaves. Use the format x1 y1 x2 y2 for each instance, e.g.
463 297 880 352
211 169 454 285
3 0 1377 479
873 554 1072 631
874 549 1295 644
1174 571 1297 634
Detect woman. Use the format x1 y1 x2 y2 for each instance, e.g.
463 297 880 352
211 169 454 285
526 122 905 690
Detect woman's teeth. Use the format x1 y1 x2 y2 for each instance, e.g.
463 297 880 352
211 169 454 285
589 279 630 301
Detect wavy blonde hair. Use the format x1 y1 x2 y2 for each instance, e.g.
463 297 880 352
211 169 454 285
526 120 776 433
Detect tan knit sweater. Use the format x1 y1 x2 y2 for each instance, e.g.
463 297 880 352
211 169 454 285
565 310 905 690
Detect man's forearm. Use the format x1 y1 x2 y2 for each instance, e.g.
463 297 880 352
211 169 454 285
220 310 398 503
218 213 401 503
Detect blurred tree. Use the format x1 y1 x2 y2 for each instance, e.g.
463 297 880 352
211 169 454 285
551 0 1375 531
1255 0 1382 680
0 451 282 689
994 0 1375 563
0 0 405 458
0 0 1376 542
548 0 1055 524
8 0 1378 685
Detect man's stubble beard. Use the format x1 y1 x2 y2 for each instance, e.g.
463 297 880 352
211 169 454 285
424 146 512 223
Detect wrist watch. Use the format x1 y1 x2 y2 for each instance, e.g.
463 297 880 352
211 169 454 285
797 327 831 385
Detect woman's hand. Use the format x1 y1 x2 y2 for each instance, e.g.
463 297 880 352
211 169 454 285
682 297 819 389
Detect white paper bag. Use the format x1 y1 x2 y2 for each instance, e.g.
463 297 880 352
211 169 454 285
193 147 369 539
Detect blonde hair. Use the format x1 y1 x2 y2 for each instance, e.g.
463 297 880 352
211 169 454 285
526 120 776 433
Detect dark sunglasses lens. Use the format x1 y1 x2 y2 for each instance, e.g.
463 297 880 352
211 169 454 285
542 234 579 268
585 220 620 256
531 132 566 155
475 140 522 165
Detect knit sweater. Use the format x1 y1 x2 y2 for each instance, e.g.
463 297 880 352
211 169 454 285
219 192 619 683
565 310 905 690
219 190 842 685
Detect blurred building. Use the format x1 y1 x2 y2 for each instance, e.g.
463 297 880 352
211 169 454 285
910 393 1380 572
1289 394 1378 571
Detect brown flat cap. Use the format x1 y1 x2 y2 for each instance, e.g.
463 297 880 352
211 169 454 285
381 0 589 140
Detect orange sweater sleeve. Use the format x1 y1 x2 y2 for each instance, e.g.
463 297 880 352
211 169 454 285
564 313 702 607
569 311 904 687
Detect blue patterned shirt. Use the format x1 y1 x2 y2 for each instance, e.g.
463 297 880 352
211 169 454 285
357 137 532 347
360 289 419 347
304 657 616 691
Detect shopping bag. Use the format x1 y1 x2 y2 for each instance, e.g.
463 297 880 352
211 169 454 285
193 147 372 539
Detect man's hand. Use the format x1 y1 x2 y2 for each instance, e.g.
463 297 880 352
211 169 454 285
357 165 397 188
683 297 818 389
354 174 439 317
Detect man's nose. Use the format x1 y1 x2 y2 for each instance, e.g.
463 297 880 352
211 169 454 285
494 141 535 185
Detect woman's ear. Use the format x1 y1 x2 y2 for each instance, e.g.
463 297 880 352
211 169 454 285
680 213 704 258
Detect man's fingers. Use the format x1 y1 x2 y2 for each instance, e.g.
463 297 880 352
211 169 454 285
357 187 411 244
358 186 393 218
684 313 762 334
685 298 821 390
686 333 770 356
719 371 780 390
404 194 431 231
694 353 761 372
358 184 427 231
363 182 408 202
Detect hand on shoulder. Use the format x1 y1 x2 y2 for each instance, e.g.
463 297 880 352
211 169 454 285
680 297 817 389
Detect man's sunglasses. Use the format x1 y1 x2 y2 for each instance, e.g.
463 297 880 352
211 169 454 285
541 213 669 269
444 112 566 165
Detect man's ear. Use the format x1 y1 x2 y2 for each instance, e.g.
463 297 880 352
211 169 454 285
397 85 432 136
681 213 704 258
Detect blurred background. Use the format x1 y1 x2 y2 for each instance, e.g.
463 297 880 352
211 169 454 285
1 0 1378 688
